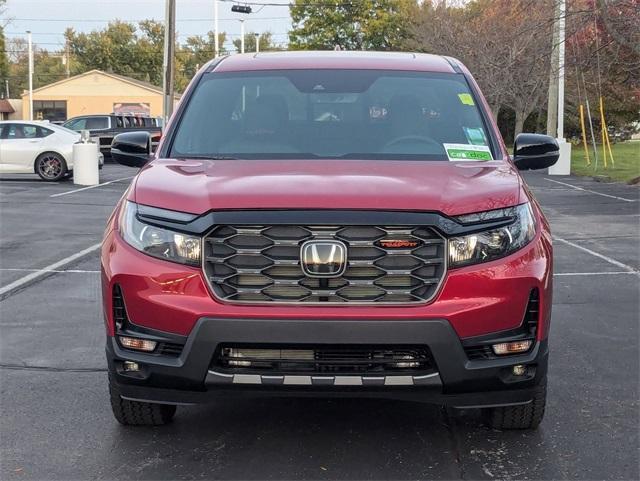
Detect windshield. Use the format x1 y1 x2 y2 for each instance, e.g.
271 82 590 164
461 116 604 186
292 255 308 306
51 123 81 136
169 69 493 161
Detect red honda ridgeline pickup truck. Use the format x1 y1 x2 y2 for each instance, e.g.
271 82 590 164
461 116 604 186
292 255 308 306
104 52 558 429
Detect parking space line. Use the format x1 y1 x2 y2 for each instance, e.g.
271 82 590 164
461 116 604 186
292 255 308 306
0 243 101 298
554 271 639 277
554 236 638 273
0 268 99 274
49 176 134 198
545 178 637 202
0 181 60 184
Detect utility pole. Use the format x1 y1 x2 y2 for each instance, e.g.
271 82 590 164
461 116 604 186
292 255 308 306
557 0 565 140
5 80 9 99
546 0 560 137
240 19 245 54
255 33 260 53
549 0 571 175
162 0 176 124
214 0 219 57
27 30 33 121
64 39 70 78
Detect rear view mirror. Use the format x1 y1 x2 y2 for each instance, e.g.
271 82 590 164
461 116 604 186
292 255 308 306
513 133 559 171
111 132 152 168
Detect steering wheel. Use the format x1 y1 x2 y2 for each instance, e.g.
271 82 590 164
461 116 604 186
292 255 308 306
384 135 442 150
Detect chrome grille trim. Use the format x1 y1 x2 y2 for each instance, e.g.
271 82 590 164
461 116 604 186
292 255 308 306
203 224 447 305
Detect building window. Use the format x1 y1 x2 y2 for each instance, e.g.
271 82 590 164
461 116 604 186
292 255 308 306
33 100 67 122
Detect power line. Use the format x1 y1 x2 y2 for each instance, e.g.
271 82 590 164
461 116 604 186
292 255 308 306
9 16 291 22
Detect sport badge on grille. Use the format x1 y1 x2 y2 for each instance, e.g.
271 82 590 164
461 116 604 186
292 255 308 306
300 240 347 278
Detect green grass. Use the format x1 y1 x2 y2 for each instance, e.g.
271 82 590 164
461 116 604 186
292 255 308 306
571 141 640 183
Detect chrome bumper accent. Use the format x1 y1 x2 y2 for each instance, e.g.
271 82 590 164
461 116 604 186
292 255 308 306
207 370 441 387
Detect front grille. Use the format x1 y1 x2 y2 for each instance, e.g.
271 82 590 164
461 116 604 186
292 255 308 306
203 225 446 304
214 344 435 374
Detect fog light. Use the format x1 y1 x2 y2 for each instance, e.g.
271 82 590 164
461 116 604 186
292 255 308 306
492 340 532 356
119 336 157 352
512 364 527 376
123 361 140 372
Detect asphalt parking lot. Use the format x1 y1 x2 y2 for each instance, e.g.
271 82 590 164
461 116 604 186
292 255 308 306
0 164 638 480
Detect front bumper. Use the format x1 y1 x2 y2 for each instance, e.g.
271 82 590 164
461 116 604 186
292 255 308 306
107 317 548 408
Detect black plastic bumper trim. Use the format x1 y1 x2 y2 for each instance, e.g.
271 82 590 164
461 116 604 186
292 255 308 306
107 317 548 407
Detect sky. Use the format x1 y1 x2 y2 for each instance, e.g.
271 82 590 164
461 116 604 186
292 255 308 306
2 0 293 52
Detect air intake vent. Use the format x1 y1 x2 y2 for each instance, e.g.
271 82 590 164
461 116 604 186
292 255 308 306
523 288 539 336
158 342 184 357
112 284 129 331
214 344 436 375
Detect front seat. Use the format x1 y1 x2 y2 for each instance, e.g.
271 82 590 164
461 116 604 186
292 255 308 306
221 94 297 154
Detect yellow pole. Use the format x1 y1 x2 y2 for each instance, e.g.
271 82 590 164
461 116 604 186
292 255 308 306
579 104 591 166
603 119 615 167
599 96 608 168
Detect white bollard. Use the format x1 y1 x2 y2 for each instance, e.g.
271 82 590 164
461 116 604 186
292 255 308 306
548 138 572 176
73 130 100 186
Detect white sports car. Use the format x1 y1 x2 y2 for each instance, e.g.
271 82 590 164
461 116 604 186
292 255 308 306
0 120 104 181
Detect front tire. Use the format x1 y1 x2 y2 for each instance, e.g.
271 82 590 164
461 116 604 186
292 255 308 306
109 375 176 426
485 379 547 430
35 152 68 181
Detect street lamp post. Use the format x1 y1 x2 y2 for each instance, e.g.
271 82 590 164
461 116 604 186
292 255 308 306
162 0 176 124
27 31 33 121
214 0 219 57
230 4 252 54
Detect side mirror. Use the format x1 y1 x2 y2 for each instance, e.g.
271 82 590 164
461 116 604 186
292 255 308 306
513 133 559 171
111 131 152 168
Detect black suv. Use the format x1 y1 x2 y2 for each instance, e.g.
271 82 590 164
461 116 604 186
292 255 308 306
63 114 162 157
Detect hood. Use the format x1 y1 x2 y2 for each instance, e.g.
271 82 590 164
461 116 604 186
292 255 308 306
131 158 524 217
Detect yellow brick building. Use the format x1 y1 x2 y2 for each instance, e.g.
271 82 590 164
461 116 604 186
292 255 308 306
21 70 178 122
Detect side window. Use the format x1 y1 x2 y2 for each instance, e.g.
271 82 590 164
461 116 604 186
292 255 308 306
6 124 20 138
37 127 53 138
22 125 38 138
116 116 124 128
66 118 87 131
0 124 4 137
85 117 109 129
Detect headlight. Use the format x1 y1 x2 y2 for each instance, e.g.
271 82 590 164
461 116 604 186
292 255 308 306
448 203 536 268
119 201 201 266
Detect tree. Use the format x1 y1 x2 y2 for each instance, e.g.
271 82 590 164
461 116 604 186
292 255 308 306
408 0 639 142
175 31 226 91
289 0 416 50
65 20 165 85
0 26 9 97
232 31 277 53
5 37 66 97
410 0 554 139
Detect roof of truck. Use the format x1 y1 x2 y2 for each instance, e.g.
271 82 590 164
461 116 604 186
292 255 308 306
210 51 459 74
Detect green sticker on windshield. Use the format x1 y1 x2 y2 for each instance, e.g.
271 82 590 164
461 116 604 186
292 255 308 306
458 93 475 106
443 143 493 161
